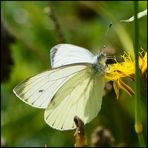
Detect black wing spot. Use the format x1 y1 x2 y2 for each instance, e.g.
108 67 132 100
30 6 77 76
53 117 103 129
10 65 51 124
39 89 44 93
51 47 58 64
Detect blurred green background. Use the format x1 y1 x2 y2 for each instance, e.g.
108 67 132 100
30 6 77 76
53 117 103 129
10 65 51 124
1 1 147 147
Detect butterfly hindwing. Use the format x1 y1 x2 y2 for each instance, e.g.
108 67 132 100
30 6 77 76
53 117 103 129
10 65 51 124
84 74 105 123
44 65 105 130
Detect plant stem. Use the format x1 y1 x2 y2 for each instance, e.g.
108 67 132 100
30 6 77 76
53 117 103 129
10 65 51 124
134 1 145 147
45 6 67 43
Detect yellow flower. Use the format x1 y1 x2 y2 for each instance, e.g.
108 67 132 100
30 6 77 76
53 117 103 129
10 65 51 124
105 50 147 99
139 49 147 74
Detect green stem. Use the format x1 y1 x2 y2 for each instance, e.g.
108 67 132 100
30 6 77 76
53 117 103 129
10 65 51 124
134 1 145 147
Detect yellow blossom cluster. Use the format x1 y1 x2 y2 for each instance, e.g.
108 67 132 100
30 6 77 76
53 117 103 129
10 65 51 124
105 50 147 98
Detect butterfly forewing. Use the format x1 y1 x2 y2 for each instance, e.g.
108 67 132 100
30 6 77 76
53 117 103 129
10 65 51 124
50 44 96 68
13 65 87 109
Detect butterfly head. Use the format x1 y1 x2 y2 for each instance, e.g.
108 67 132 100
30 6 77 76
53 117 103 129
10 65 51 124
96 51 107 66
92 51 107 74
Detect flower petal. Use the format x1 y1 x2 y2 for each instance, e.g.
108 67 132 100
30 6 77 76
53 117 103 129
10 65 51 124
117 79 135 96
142 52 147 74
113 81 119 99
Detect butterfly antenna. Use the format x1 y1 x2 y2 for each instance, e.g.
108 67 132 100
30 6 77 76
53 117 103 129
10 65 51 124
100 22 113 52
99 23 112 52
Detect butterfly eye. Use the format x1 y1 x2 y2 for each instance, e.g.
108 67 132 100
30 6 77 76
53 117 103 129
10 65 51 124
97 52 106 60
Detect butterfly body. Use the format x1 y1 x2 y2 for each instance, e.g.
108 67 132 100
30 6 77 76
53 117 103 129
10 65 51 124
13 44 106 130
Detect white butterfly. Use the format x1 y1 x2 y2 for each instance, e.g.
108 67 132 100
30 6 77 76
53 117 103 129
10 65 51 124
13 44 107 130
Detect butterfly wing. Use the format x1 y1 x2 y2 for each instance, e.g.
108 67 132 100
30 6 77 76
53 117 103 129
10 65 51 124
44 65 105 130
13 65 87 109
50 44 97 68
